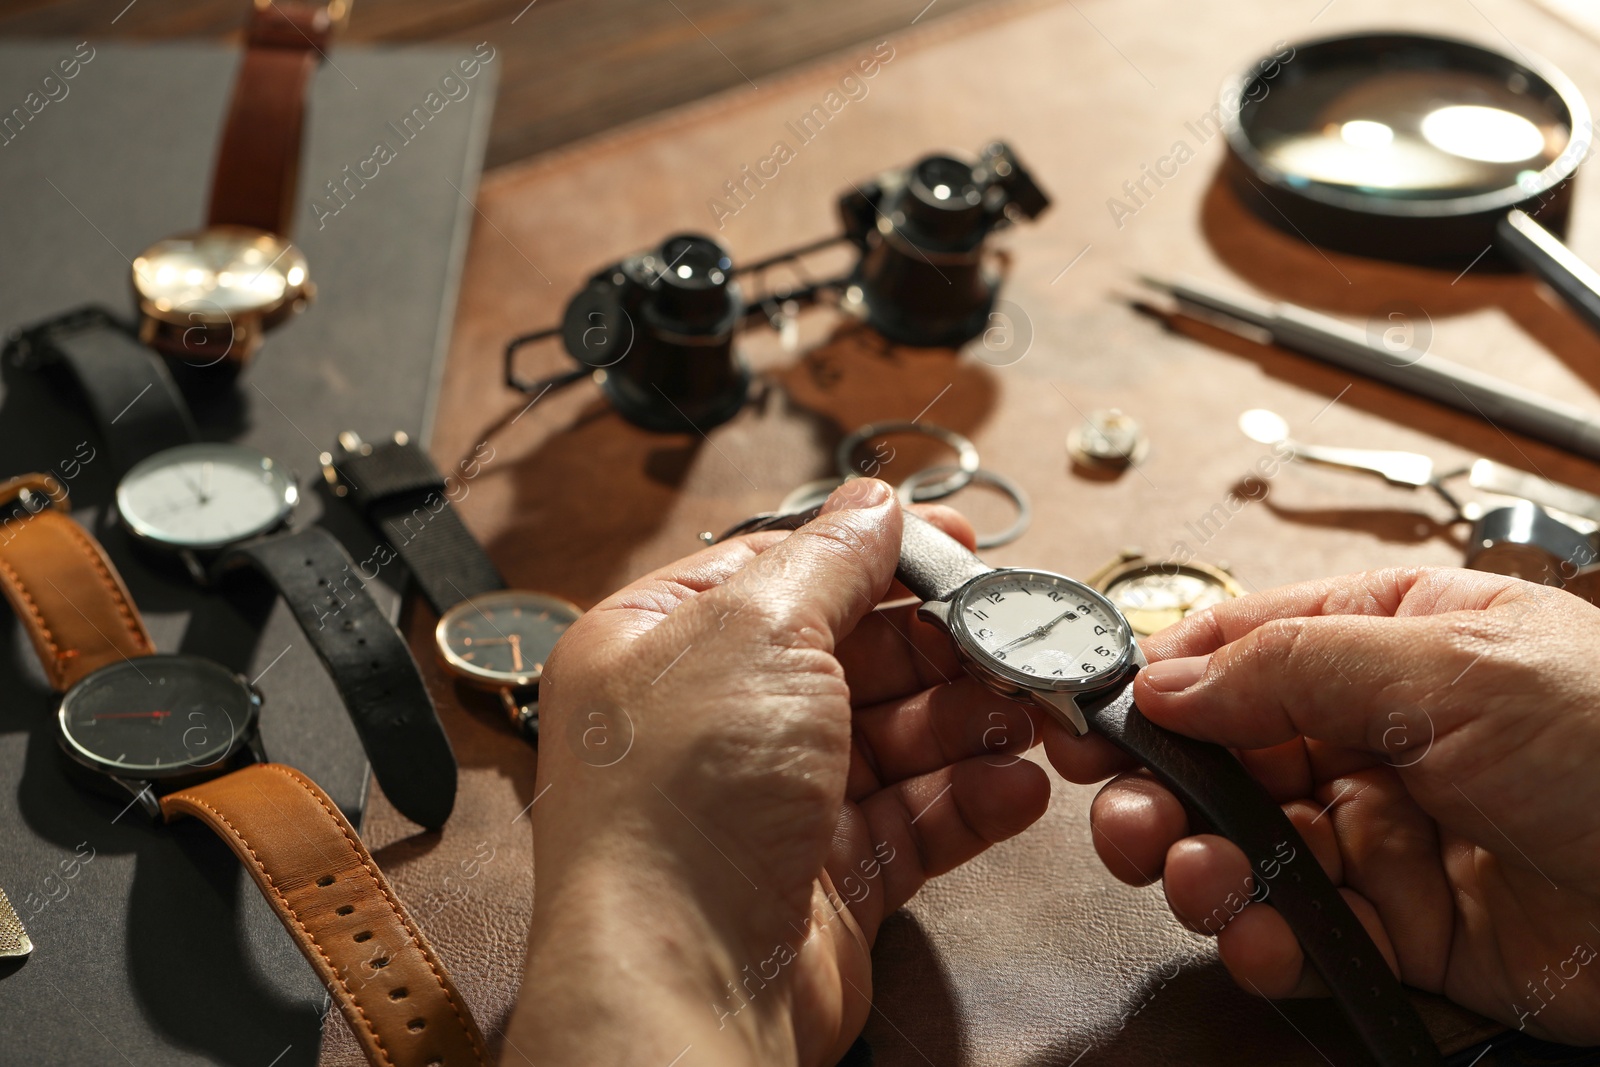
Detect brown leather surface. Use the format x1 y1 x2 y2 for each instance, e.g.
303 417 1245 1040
205 0 329 237
0 480 154 691
338 0 1600 1063
162 762 490 1067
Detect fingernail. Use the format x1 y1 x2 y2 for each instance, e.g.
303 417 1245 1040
1143 655 1209 693
821 478 891 514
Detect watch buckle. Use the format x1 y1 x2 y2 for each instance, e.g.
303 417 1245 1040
0 473 69 515
321 431 371 495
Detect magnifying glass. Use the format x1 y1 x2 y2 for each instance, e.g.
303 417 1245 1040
1222 32 1600 333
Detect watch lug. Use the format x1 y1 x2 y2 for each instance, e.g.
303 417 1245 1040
179 549 207 586
1032 690 1089 737
1128 644 1148 668
916 599 952 632
112 777 161 820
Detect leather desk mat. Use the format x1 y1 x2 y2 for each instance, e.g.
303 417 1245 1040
334 0 1600 1062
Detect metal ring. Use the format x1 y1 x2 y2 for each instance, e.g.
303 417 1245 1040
897 465 1031 549
835 421 979 500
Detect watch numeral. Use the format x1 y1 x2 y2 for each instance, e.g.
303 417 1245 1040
1081 663 1097 673
1094 645 1110 656
969 608 990 622
1047 591 1065 602
1051 668 1065 676
994 650 1007 660
1076 604 1091 614
1020 665 1036 674
1093 625 1109 636
984 592 1005 605
974 628 994 639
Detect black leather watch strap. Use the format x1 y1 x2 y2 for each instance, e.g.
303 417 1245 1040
1078 681 1441 1065
4 306 196 472
897 510 992 601
328 436 504 615
217 526 458 829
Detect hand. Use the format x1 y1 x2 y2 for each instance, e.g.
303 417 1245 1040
1046 567 1600 1041
508 480 1051 1065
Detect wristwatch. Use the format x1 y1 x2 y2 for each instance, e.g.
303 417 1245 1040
0 476 487 1067
320 431 583 743
1087 549 1244 638
714 505 1442 1067
131 0 346 377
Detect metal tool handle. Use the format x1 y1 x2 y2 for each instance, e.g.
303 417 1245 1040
1497 209 1600 340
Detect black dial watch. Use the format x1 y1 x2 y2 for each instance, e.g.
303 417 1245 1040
714 506 1443 1067
321 431 583 743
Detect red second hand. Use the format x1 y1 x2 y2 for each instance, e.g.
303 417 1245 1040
93 711 172 720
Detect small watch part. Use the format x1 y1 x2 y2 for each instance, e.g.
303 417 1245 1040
1088 549 1245 637
1067 409 1148 470
0 887 33 959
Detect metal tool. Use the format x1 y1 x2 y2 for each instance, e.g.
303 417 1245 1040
1149 276 1600 465
0 887 33 960
1240 408 1600 584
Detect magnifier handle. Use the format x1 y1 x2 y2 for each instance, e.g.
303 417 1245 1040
1497 209 1600 338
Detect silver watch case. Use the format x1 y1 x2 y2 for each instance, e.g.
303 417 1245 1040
917 567 1144 737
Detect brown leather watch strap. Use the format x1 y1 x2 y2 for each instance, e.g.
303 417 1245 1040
0 477 154 690
205 0 336 236
160 763 488 1067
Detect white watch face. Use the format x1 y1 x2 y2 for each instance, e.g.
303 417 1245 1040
118 443 297 551
951 569 1133 690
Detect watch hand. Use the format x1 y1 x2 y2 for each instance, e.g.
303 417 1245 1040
93 711 172 721
200 461 213 504
510 634 523 672
996 610 1075 654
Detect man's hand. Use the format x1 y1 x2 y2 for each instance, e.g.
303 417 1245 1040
508 480 1050 1065
1046 567 1600 1041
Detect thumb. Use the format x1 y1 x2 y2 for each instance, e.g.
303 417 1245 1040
693 478 903 653
1131 613 1459 758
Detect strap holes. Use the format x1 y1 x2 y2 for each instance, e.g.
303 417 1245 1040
370 660 381 670
371 956 390 969
407 1018 426 1032
357 637 366 645
317 577 328 586
316 875 335 887
336 905 354 916
304 559 315 566
353 930 373 943
389 987 409 1001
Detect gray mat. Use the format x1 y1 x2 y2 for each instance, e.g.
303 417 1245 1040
0 39 495 1066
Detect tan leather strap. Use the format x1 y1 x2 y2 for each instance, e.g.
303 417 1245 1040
0 481 154 690
161 763 489 1067
205 0 336 236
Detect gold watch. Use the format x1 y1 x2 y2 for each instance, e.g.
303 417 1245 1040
1087 549 1244 637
